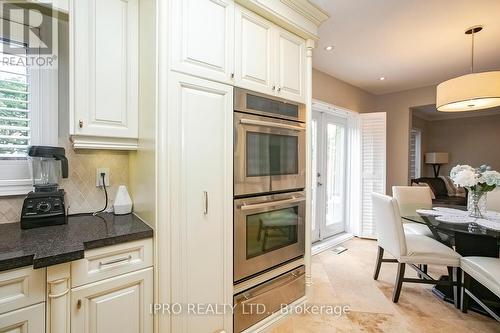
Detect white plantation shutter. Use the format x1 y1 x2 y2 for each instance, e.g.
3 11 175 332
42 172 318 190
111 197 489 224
0 40 31 157
409 128 421 179
360 112 386 238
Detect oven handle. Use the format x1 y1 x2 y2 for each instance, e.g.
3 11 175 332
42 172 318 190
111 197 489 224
239 118 304 131
240 196 305 211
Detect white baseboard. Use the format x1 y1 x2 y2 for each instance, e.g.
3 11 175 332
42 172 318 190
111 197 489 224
312 233 354 256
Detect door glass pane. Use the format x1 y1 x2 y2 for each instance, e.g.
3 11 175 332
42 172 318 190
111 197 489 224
325 123 345 227
246 207 299 259
246 132 298 177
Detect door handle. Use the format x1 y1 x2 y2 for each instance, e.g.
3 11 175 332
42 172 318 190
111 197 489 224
240 118 304 131
203 191 208 215
317 182 323 186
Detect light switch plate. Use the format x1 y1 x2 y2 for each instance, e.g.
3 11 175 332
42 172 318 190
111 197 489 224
96 168 110 187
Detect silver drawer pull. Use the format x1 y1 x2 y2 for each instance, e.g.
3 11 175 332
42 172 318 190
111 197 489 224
203 191 209 215
99 255 132 267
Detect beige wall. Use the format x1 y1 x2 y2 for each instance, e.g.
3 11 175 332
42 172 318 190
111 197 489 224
375 86 436 191
424 115 500 176
312 69 376 113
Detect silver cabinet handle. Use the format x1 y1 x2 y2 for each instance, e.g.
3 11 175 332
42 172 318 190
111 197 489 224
240 196 305 211
277 86 281 92
240 118 304 131
203 191 208 215
272 85 276 90
99 255 132 267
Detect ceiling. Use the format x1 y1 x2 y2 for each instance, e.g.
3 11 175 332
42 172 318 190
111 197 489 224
311 0 500 95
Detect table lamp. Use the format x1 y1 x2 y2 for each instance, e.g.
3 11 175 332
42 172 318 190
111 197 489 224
425 152 449 178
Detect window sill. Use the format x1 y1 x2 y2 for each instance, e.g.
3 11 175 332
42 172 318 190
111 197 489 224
0 180 33 196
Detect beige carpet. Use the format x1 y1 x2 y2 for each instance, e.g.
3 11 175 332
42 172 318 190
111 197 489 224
267 238 499 333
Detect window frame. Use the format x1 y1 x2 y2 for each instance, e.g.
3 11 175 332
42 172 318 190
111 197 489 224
0 13 58 196
409 127 422 180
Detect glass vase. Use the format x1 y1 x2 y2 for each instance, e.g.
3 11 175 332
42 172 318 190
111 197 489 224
467 190 487 218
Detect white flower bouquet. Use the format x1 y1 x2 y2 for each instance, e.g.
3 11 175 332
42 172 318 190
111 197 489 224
450 165 500 217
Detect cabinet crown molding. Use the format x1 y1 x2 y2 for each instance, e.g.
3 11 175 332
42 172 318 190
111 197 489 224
279 0 329 26
236 0 328 40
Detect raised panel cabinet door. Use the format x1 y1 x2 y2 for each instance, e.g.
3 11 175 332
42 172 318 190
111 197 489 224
171 0 234 84
0 303 45 333
168 72 233 333
275 27 306 103
70 268 153 333
234 5 274 95
72 0 138 138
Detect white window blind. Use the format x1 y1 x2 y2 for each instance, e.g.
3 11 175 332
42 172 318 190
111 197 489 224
0 39 30 157
409 128 421 180
360 112 386 239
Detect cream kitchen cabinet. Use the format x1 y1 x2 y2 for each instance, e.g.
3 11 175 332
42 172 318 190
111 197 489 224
234 5 306 103
71 268 153 333
167 72 233 333
171 0 235 84
70 0 139 150
0 303 45 332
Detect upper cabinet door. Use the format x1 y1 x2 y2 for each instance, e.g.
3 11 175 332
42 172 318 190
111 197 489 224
234 5 274 95
275 27 306 103
171 0 234 84
72 0 138 140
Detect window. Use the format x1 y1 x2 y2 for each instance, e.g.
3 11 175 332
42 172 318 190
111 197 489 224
0 15 59 196
0 39 30 157
409 128 422 180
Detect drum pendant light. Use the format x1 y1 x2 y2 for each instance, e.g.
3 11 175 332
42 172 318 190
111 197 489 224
436 26 500 112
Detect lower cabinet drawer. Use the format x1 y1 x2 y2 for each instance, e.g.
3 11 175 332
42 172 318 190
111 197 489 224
0 266 46 315
233 266 305 333
0 302 45 332
71 238 153 287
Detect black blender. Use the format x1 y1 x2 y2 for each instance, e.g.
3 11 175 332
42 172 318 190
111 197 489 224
20 146 69 229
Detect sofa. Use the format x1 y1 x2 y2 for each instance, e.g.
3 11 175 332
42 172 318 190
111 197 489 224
411 177 467 206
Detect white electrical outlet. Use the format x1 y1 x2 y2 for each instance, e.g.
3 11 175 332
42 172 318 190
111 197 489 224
96 168 110 187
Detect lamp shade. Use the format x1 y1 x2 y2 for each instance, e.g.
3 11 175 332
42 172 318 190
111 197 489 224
425 152 449 164
436 71 500 112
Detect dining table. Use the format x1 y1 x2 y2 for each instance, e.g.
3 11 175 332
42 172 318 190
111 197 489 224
402 205 500 316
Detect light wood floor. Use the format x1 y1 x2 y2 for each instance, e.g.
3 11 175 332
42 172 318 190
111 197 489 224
267 238 499 333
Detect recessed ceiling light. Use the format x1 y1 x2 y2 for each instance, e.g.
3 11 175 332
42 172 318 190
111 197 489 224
324 45 334 51
379 77 385 81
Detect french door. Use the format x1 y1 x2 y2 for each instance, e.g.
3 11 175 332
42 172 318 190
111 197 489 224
312 111 347 243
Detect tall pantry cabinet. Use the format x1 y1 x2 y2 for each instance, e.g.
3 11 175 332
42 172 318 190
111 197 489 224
142 1 328 332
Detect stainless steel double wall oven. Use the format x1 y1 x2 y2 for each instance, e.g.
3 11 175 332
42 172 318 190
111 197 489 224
233 88 306 283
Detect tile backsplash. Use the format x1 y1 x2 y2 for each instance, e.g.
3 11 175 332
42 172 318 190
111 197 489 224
0 139 129 224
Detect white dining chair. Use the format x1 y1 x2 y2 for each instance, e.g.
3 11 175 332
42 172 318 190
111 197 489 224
461 256 500 322
487 189 500 212
393 186 435 238
372 193 462 304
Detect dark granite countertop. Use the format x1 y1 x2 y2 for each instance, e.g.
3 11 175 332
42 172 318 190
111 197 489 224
0 213 153 272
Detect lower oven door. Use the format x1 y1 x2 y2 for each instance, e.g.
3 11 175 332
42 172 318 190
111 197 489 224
234 191 305 282
234 266 305 333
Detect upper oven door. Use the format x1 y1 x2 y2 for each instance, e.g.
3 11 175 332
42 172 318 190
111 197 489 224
234 112 306 196
234 192 306 282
